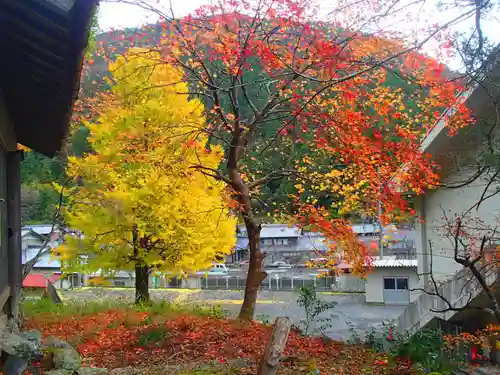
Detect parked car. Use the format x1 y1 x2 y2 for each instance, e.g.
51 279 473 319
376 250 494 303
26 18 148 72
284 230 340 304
266 261 292 269
293 263 308 268
196 263 229 275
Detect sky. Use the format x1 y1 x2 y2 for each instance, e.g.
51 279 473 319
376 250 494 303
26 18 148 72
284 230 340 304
98 0 500 69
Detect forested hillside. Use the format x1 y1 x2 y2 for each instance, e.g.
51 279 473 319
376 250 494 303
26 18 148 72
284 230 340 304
20 19 445 224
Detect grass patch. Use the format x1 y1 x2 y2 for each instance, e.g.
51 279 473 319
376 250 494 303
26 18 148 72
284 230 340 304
22 297 126 317
22 297 228 321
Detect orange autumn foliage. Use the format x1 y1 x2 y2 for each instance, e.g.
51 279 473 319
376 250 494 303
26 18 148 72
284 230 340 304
25 309 413 375
93 0 472 310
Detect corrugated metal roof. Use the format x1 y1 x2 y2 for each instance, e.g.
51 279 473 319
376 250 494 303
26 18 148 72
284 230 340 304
23 224 58 236
372 258 417 268
22 247 61 268
298 234 329 251
261 225 301 238
237 224 301 238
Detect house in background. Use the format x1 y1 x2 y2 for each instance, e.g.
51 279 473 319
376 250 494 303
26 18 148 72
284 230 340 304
87 270 135 287
22 224 63 272
233 224 321 264
363 223 418 305
22 273 64 295
20 224 80 289
365 258 418 305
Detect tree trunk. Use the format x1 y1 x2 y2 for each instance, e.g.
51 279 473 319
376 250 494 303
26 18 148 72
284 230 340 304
257 317 291 375
135 264 150 304
238 219 267 321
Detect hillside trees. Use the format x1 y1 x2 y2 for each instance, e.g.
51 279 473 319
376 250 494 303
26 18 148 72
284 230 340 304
154 0 472 320
84 0 475 320
54 50 237 303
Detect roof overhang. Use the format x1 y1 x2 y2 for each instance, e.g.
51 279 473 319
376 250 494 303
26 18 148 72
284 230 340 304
0 0 98 156
21 229 47 241
421 48 500 159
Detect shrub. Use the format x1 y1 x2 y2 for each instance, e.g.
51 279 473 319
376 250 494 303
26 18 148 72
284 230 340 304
349 324 462 375
296 285 337 336
138 326 169 346
192 304 227 319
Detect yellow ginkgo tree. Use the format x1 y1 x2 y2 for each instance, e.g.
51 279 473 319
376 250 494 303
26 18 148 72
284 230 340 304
55 49 237 303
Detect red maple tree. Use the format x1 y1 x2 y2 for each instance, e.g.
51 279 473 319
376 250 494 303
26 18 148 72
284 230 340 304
92 0 472 320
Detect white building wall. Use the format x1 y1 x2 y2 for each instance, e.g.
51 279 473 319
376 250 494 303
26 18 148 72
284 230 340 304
418 169 500 283
22 233 44 250
365 267 419 303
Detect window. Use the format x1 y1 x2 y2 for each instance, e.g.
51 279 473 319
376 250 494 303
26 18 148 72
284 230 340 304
275 239 288 246
114 280 126 286
263 239 273 246
384 277 409 290
396 278 409 290
384 278 395 290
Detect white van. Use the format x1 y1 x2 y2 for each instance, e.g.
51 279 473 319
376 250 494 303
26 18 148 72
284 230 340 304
196 263 229 275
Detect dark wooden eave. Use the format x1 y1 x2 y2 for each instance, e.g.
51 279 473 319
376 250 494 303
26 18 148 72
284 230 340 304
0 0 97 156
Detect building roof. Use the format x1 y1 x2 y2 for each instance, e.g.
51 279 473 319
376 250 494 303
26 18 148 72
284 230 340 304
22 247 61 268
298 233 330 251
261 225 301 238
23 224 60 236
23 273 60 288
237 224 302 238
0 0 97 156
421 48 500 162
372 258 417 268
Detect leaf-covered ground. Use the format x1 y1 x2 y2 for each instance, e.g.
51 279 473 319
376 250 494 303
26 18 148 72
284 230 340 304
25 308 413 375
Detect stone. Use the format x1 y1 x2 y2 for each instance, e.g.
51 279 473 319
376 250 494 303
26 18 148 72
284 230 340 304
43 336 74 350
228 358 251 369
77 367 108 375
44 370 73 375
52 348 82 371
22 330 42 346
43 336 81 371
47 282 62 304
0 331 42 361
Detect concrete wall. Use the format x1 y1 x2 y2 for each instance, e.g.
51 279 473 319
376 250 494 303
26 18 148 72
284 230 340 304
417 169 500 283
336 274 366 292
365 267 420 304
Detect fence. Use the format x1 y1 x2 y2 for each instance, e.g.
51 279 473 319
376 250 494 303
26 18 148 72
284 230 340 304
165 274 366 292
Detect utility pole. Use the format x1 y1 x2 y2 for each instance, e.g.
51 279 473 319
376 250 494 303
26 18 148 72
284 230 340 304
377 166 384 260
378 198 384 260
